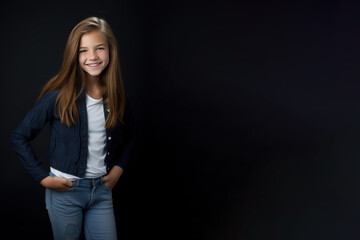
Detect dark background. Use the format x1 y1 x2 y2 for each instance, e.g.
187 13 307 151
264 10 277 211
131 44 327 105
1 0 360 239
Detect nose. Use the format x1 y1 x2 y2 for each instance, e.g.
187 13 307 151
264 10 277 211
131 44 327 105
89 50 99 60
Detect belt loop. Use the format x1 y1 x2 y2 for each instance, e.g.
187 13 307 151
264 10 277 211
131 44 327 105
73 179 79 187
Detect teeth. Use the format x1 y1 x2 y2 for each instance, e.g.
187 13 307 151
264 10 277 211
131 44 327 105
87 63 100 66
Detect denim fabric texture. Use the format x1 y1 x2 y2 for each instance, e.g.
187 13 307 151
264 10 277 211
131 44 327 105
46 172 117 240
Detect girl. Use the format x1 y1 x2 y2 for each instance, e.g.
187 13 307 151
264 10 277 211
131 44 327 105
11 17 135 240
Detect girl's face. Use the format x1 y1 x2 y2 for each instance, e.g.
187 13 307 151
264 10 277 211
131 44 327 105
78 30 109 78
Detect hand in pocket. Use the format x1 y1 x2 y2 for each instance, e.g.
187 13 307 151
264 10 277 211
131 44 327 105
40 176 74 192
102 166 123 189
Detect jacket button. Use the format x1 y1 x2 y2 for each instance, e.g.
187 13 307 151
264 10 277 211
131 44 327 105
107 152 110 155
108 136 112 140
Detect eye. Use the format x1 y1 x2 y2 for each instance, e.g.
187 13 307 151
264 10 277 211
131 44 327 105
79 49 87 53
97 47 105 51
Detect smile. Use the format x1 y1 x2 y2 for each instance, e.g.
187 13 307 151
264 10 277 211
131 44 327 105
85 62 102 68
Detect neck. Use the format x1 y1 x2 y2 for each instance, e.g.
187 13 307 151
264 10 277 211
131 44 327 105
85 74 104 98
85 74 100 88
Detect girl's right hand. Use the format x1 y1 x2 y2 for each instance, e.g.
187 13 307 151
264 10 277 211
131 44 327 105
40 176 74 192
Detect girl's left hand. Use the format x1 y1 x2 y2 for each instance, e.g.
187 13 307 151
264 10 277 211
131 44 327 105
102 165 124 189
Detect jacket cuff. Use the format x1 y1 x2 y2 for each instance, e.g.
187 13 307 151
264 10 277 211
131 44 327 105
31 167 49 183
114 158 128 171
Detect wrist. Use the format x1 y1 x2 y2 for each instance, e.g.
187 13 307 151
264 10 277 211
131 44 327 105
40 176 53 188
112 165 123 173
110 165 123 179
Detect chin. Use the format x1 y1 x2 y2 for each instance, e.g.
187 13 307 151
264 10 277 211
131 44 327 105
88 72 101 77
85 70 103 77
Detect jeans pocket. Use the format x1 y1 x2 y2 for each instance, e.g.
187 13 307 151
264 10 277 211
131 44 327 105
103 182 112 191
66 183 76 191
49 172 76 192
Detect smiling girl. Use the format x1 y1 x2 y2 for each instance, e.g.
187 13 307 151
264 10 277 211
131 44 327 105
11 17 135 240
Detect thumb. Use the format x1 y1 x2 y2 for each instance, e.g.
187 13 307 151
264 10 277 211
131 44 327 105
63 179 74 187
102 175 109 182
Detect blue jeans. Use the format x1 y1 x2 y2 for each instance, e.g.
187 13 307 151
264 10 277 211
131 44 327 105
45 173 117 240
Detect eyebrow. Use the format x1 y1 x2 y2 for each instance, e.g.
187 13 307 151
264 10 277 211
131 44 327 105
79 44 106 49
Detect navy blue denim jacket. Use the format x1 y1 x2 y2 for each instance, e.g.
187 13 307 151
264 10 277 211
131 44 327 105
11 89 135 182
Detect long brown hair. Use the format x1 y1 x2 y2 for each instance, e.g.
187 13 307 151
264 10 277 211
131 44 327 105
38 17 125 129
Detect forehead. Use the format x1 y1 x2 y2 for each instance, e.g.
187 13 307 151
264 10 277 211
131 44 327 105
79 30 107 47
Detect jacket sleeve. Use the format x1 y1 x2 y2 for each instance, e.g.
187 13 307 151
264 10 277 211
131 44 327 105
11 90 59 182
114 101 136 171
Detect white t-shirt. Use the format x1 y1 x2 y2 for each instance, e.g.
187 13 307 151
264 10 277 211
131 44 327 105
51 93 107 180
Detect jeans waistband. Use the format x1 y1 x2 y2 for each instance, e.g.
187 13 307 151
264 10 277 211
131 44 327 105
49 172 104 187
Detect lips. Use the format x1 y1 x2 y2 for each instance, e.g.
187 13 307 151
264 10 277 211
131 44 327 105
85 62 102 68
